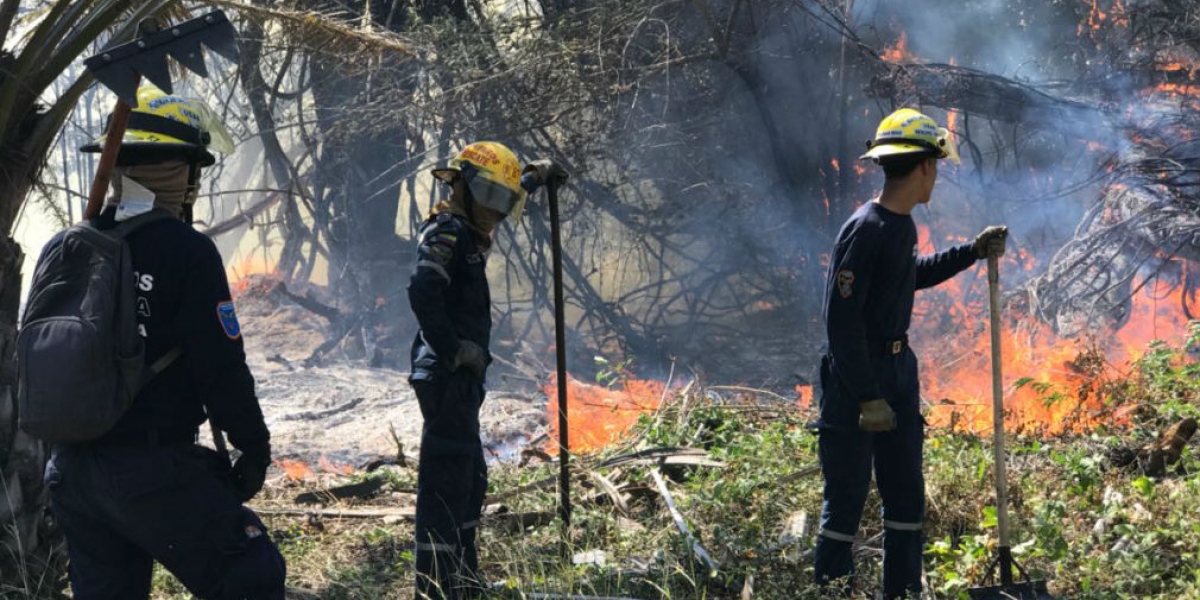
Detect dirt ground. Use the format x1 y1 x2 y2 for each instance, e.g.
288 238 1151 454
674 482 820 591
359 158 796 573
232 276 547 467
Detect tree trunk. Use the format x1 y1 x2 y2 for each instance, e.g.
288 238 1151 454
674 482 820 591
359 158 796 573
0 231 55 592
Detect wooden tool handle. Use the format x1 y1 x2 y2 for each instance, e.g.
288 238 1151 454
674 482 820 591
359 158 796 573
84 94 136 219
987 255 1012 550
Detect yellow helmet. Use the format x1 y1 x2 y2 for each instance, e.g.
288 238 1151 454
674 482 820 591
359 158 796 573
860 108 960 164
432 141 528 221
81 84 234 167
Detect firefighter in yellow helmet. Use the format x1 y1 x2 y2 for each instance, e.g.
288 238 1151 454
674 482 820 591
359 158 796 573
81 84 235 221
814 108 1007 598
407 141 564 599
39 84 285 599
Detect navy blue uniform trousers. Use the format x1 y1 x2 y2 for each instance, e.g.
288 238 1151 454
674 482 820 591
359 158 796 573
413 371 487 600
47 443 285 600
814 349 925 599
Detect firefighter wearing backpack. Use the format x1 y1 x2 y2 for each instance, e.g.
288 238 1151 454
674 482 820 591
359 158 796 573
408 142 565 599
23 85 285 600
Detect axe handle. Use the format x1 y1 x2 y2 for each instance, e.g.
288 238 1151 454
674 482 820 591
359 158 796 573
84 94 136 219
987 255 1012 553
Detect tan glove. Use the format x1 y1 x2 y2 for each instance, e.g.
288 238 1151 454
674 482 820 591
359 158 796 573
452 340 486 377
859 399 897 432
973 225 1008 259
523 159 569 187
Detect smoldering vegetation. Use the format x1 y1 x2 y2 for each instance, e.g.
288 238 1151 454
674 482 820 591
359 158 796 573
29 0 1200 388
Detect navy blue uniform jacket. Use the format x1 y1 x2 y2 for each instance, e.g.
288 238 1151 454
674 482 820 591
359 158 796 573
408 212 492 382
40 208 269 452
820 202 976 429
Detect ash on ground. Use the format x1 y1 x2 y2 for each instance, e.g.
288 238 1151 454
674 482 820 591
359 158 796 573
231 275 546 467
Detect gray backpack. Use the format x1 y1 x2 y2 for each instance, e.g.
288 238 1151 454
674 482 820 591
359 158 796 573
17 210 179 444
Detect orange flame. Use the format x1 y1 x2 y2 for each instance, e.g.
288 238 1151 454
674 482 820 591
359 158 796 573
544 375 665 454
277 458 314 481
795 383 814 409
910 223 1187 434
228 255 278 296
880 31 914 63
1079 0 1129 36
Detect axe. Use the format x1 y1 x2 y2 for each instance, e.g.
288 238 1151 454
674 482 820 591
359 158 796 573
83 9 239 220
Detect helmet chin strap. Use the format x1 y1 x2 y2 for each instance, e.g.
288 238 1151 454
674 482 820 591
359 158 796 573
183 162 201 225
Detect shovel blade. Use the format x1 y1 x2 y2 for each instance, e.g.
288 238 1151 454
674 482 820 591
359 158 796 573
84 10 240 105
967 581 1054 600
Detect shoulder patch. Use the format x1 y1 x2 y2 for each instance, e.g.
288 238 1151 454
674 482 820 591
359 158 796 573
836 270 855 299
427 243 454 264
216 301 242 339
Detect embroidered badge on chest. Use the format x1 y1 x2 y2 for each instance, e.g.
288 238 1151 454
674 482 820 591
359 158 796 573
836 270 855 299
217 301 242 340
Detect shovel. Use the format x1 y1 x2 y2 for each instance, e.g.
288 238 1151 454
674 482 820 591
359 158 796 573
967 255 1054 600
83 9 239 220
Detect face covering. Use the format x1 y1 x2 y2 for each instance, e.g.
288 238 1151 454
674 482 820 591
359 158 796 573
429 177 507 250
110 161 193 219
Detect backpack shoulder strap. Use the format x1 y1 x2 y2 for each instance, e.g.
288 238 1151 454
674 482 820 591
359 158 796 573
149 346 182 374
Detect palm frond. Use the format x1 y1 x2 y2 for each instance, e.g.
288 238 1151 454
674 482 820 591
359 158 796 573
203 0 421 59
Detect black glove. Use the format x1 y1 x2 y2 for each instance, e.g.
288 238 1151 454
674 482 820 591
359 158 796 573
522 159 569 187
973 225 1008 259
232 443 272 503
452 340 487 378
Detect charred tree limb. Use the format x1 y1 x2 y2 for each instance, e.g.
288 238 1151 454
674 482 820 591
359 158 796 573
866 61 1108 142
275 281 344 325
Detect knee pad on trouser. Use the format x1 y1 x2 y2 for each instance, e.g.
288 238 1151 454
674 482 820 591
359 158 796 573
882 525 923 600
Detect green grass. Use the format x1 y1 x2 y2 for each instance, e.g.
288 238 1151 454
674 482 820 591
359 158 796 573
45 326 1200 598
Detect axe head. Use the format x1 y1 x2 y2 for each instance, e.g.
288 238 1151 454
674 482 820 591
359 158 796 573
84 10 239 105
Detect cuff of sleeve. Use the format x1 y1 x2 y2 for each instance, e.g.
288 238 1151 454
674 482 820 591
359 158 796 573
228 426 270 457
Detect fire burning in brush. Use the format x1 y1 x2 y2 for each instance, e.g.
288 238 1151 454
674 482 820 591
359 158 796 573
228 255 279 296
543 374 666 454
909 221 1190 435
276 456 355 481
880 31 915 63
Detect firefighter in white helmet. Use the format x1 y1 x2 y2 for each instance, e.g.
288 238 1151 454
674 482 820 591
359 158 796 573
407 141 564 599
814 108 1007 598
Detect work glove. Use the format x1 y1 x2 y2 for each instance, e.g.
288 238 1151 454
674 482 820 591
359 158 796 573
231 443 272 503
973 225 1008 259
859 399 897 432
522 159 569 188
452 340 487 378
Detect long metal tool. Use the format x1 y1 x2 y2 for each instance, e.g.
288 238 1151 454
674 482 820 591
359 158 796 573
968 256 1054 600
82 10 239 219
546 180 571 535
